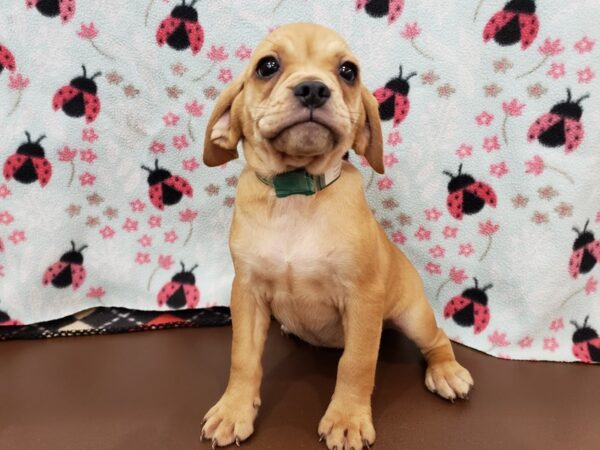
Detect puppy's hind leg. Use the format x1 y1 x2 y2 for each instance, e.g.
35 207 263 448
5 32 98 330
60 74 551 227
391 282 474 401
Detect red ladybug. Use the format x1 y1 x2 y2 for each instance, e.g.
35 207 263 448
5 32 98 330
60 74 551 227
0 309 22 326
528 89 589 153
4 132 53 187
141 159 193 210
373 65 416 127
0 44 16 75
156 0 204 55
26 0 76 23
569 220 600 279
483 0 538 50
571 316 600 364
52 65 101 124
356 0 404 24
43 241 87 290
443 164 497 220
157 262 200 309
444 278 492 335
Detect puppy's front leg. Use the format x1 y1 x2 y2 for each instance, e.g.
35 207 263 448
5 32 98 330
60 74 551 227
202 278 270 447
319 291 383 450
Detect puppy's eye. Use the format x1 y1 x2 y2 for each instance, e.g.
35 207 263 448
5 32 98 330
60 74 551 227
339 62 358 83
256 56 280 79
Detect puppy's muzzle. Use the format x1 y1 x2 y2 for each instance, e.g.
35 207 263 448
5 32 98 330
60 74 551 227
294 81 331 109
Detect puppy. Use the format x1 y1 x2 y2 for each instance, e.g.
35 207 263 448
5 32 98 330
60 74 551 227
201 23 473 450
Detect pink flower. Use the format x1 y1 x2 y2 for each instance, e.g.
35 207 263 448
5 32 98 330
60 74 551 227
543 337 559 352
400 22 421 39
207 45 228 61
595 211 600 224
218 68 233 83
429 245 445 258
577 67 595 84
574 36 595 54
79 172 96 186
482 136 500 152
414 226 431 241
490 161 509 178
58 146 77 162
502 99 525 116
185 100 204 117
538 38 564 56
138 234 152 247
8 230 25 244
149 140 166 154
392 231 406 244
86 287 106 299
488 330 510 347
179 208 198 222
158 255 175 270
442 226 458 239
387 131 402 146
172 134 189 150
82 128 98 143
77 22 98 39
383 153 399 168
135 252 151 265
549 318 564 332
164 230 178 243
80 149 97 163
518 336 533 348
122 218 138 232
148 215 162 228
162 112 180 126
129 199 146 212
449 267 468 284
0 211 14 225
425 208 442 221
0 184 11 199
99 226 115 239
235 44 252 60
585 277 597 295
425 262 441 275
377 176 394 190
525 155 544 175
475 112 494 126
8 73 30 90
479 220 499 236
458 243 474 257
547 62 565 79
182 157 200 172
455 144 473 159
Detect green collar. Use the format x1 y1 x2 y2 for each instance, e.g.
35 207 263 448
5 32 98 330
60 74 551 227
256 164 342 198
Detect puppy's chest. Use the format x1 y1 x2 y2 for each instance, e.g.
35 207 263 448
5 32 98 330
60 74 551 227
233 206 349 291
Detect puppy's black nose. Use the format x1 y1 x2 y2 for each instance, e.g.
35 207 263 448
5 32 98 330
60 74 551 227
293 81 331 108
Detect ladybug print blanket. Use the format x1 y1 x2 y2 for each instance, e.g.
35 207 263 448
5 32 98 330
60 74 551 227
0 1 599 363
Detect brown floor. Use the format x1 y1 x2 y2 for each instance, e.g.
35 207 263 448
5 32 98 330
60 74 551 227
0 322 597 450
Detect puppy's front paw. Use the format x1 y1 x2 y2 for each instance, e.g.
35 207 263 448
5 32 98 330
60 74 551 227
318 401 375 450
425 360 473 401
201 393 260 447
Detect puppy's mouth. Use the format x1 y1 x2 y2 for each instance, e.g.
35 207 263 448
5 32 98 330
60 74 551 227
260 108 343 140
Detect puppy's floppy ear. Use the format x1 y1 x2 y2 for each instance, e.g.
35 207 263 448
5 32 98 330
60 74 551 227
203 72 245 167
353 85 384 174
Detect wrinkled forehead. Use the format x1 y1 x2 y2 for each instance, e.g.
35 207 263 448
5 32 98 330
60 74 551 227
252 24 358 70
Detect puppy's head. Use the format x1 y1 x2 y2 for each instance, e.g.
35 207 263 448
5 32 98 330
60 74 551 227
203 23 384 175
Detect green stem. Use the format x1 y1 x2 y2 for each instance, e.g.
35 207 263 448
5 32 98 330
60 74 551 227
7 90 22 117
410 39 434 61
479 235 493 262
501 113 509 145
147 265 159 291
473 0 485 22
516 55 549 80
193 62 217 82
435 279 451 303
546 165 574 184
90 39 115 61
68 160 75 187
184 222 194 246
365 170 376 191
188 117 195 142
272 0 286 13
144 0 155 27
559 287 584 308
